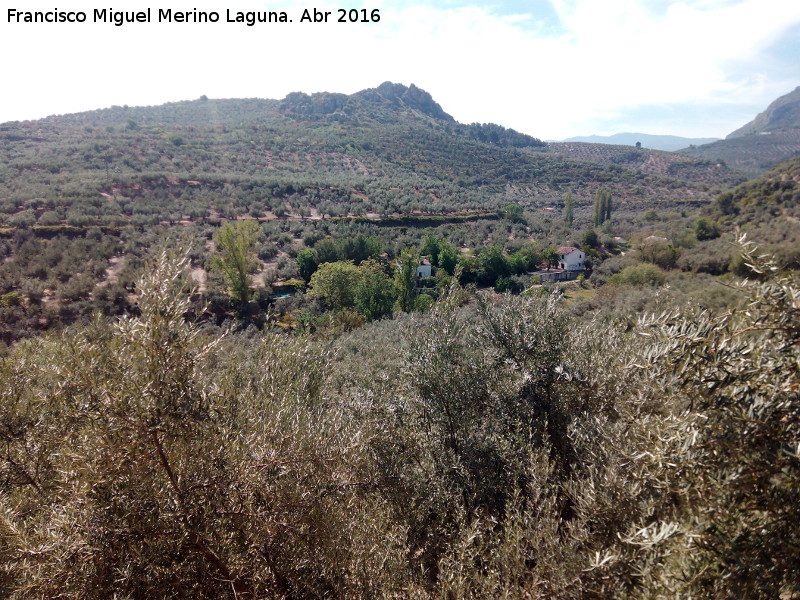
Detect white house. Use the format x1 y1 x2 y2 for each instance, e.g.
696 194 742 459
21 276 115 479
556 246 585 271
416 257 432 279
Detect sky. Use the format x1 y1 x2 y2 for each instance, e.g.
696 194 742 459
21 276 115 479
2 0 799 140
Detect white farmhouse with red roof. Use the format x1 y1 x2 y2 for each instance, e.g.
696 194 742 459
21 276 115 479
556 246 585 271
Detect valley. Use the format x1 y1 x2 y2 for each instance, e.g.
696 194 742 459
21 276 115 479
0 81 798 600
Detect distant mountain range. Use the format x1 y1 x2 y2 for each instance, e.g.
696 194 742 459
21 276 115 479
561 133 720 152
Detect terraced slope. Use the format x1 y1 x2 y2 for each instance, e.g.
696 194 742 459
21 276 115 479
0 83 730 233
545 142 743 187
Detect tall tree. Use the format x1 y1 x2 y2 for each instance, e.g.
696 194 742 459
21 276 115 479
438 239 459 275
307 261 361 311
479 246 510 286
314 237 341 264
563 192 574 227
296 248 318 283
354 259 396 320
394 249 418 312
582 229 599 249
542 247 559 270
594 189 612 227
212 219 259 305
593 190 603 227
421 233 441 267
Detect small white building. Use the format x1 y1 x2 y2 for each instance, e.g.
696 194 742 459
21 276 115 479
556 246 585 271
416 257 432 279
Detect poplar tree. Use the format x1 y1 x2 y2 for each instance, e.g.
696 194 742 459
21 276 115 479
394 249 418 312
594 189 612 226
563 192 574 227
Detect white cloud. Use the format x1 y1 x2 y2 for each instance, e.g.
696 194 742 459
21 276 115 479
2 0 799 137
437 0 800 136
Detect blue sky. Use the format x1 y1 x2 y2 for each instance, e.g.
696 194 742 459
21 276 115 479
2 0 799 139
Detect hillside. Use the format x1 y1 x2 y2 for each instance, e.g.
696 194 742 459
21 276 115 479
545 141 742 187
679 86 800 175
0 82 732 237
35 97 282 127
562 132 719 151
712 155 800 219
0 82 763 346
705 156 800 270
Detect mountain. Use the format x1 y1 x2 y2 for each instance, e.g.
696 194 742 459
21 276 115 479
0 82 730 237
278 82 545 148
562 133 719 152
678 87 800 176
726 86 800 138
280 81 455 122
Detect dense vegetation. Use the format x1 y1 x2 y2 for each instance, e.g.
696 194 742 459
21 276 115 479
1 241 797 598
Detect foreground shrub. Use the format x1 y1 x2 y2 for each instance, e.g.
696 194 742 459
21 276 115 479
637 238 800 597
0 252 406 599
2 239 797 598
